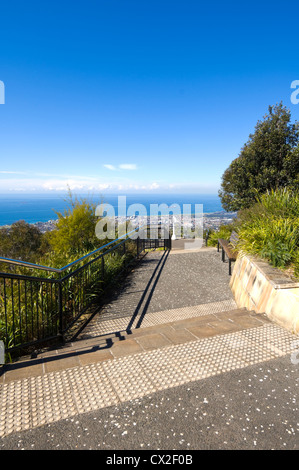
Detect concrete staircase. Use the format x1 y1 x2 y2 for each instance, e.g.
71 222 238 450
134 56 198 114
1 248 297 443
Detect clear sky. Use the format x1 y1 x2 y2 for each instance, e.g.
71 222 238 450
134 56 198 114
0 0 299 195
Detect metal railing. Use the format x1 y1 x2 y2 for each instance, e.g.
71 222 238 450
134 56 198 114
0 226 171 356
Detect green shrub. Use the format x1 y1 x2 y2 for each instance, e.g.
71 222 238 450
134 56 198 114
207 224 235 247
45 193 103 256
260 240 292 268
293 252 299 279
236 188 299 273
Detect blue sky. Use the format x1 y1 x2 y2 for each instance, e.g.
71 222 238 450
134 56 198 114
0 0 299 195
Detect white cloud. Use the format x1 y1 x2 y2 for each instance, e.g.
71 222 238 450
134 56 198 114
119 164 137 170
103 163 137 171
0 169 219 194
149 182 160 190
103 164 117 171
97 183 112 191
0 170 27 174
42 179 85 191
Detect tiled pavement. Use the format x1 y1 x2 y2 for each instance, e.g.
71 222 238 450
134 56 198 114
0 248 298 448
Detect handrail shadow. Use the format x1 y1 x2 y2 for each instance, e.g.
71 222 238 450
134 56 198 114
125 249 170 332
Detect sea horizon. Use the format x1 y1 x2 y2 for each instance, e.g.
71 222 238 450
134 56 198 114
0 192 227 226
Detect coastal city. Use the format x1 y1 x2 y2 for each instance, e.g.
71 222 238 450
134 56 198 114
0 211 237 235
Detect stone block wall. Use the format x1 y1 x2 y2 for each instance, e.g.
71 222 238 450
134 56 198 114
230 254 299 334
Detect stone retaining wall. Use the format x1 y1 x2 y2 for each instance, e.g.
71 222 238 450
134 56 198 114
230 254 299 334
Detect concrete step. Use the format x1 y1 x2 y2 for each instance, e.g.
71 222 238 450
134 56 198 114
1 305 296 441
1 306 270 385
77 298 239 340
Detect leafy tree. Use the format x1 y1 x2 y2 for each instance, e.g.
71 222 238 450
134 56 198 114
219 103 299 211
0 220 43 262
45 193 104 256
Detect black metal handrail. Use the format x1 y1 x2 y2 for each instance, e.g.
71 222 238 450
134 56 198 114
0 226 145 274
0 225 171 356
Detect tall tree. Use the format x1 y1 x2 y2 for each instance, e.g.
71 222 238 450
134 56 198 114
219 103 299 211
0 220 43 262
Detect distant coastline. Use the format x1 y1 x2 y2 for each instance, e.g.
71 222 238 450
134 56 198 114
0 211 237 233
0 193 236 230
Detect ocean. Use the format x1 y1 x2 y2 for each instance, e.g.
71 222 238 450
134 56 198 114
0 193 225 226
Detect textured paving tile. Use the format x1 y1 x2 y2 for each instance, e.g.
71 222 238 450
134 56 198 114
136 349 189 390
242 323 296 356
0 322 296 439
102 356 156 401
0 364 119 437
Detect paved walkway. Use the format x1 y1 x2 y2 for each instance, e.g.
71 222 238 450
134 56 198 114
0 247 298 450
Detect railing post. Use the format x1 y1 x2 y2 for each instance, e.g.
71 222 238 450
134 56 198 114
101 256 105 278
57 281 64 344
